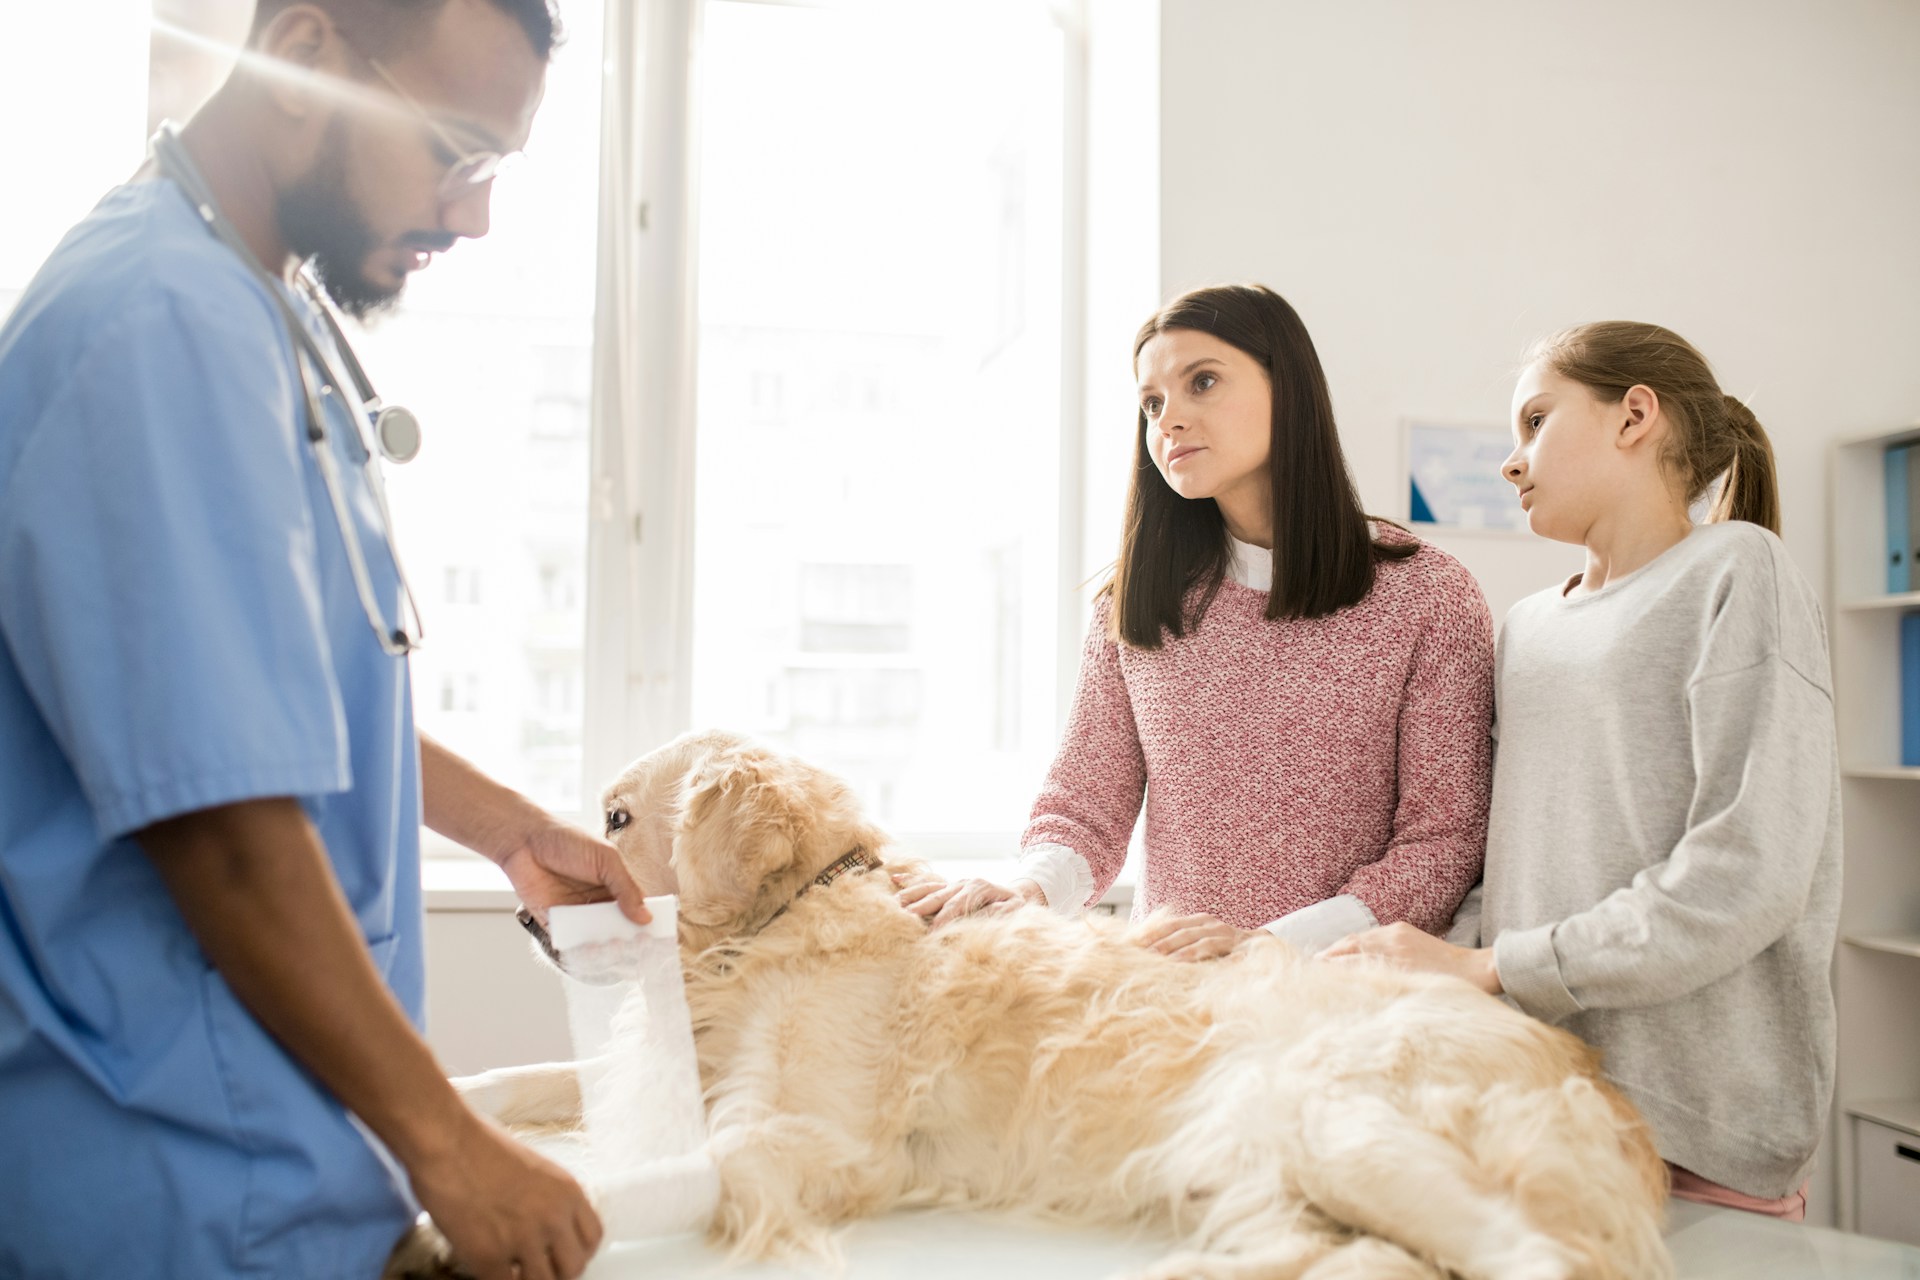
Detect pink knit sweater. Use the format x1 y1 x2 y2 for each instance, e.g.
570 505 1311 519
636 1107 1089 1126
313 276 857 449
1021 531 1494 934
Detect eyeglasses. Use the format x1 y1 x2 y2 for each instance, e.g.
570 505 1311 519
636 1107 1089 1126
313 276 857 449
363 54 523 203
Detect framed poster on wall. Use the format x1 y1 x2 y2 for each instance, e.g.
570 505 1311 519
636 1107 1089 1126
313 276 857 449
1404 420 1528 534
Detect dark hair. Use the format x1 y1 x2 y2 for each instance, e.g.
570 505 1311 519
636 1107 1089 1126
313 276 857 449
1107 283 1415 649
1528 321 1780 535
251 0 563 61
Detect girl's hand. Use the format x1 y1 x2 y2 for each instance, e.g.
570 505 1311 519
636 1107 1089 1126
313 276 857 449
1318 922 1502 994
1134 913 1264 962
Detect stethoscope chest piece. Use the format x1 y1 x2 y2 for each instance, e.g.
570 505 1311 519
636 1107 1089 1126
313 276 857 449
374 404 422 464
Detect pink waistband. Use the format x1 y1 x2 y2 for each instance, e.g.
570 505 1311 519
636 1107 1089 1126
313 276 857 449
1667 1163 1807 1222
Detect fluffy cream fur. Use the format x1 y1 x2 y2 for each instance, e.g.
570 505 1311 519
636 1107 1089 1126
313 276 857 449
455 730 1672 1280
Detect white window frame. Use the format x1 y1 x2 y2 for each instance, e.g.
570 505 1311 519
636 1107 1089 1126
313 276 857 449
580 0 1095 860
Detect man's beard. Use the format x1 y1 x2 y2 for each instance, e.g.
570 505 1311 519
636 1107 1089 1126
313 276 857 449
275 117 402 322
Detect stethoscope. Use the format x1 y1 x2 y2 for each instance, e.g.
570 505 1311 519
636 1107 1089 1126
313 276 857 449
151 122 425 657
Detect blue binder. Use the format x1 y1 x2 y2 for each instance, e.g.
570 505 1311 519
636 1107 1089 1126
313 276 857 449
1890 445 1912 595
1909 445 1920 592
1905 612 1920 767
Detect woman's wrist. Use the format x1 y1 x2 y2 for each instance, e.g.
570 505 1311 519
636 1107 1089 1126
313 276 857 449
1011 877 1049 908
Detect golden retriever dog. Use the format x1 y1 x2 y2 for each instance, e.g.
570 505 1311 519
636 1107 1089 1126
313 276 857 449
451 730 1672 1280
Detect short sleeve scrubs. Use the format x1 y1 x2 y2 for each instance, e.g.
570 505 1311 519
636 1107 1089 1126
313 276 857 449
0 178 424 1278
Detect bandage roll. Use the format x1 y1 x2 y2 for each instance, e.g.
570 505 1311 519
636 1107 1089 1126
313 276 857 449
546 896 719 1238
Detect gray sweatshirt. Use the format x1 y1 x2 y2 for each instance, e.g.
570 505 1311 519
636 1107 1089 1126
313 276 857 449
1454 521 1842 1198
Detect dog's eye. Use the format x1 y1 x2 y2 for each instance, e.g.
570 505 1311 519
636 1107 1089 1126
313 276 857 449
605 808 631 836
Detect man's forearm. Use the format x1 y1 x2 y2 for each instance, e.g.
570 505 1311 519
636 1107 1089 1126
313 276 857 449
137 797 467 1169
419 731 543 864
419 732 647 927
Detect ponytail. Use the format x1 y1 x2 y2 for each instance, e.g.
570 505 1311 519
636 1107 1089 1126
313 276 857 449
1530 322 1784 535
1710 395 1781 536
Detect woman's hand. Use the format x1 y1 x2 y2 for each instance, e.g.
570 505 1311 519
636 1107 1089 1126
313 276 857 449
1318 922 1502 994
1134 913 1264 962
896 875 1046 928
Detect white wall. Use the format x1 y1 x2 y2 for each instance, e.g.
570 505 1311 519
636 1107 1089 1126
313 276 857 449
425 908 573 1076
1153 0 1920 1225
1155 0 1920 621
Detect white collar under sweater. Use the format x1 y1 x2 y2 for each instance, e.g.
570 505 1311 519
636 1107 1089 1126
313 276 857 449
1227 535 1270 589
1227 522 1383 590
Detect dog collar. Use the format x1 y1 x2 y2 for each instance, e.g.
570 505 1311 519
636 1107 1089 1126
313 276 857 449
804 846 882 893
762 845 882 929
519 847 883 957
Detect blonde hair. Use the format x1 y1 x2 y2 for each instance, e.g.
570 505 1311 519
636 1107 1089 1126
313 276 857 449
1528 322 1780 535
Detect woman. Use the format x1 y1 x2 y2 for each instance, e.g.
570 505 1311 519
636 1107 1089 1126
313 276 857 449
905 284 1493 957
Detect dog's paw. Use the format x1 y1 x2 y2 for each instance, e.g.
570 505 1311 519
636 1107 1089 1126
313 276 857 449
380 1215 469 1280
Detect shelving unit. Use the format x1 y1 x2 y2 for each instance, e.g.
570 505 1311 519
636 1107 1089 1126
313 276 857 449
1843 767 1920 782
1828 424 1920 1233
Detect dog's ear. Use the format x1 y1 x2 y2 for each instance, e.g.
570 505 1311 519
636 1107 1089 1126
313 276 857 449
671 745 810 931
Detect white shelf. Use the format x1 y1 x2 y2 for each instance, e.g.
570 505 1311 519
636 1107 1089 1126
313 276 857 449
1834 423 1920 450
1846 1099 1920 1138
1838 591 1920 613
1842 934 1920 959
1828 428 1920 1234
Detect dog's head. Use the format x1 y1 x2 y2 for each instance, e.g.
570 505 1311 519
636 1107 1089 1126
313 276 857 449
598 729 894 951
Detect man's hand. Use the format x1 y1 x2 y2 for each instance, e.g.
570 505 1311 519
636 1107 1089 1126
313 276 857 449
134 798 608 1280
498 818 649 929
1318 922 1502 994
406 1110 604 1280
419 734 648 928
1133 912 1262 962
897 875 1046 928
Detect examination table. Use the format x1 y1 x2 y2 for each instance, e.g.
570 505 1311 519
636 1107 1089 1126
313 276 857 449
581 1205 1920 1279
520 1134 1920 1279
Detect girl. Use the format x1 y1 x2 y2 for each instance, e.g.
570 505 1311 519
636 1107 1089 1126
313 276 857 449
1325 322 1842 1220
905 284 1495 957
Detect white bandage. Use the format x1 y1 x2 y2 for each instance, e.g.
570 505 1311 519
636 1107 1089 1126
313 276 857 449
547 896 719 1238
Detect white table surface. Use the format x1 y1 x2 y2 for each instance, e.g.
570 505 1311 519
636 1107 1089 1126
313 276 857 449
568 1186 1920 1279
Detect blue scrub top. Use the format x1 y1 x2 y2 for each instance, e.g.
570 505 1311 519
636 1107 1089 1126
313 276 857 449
0 180 424 1277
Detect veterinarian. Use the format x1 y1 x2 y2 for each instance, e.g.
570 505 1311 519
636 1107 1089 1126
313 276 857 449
0 3 642 1277
906 284 1495 958
1324 322 1841 1222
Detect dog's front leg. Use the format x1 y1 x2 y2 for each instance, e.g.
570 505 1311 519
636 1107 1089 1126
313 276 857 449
452 1056 605 1129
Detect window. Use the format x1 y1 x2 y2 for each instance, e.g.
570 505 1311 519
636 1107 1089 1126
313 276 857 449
690 0 1075 842
0 4 155 321
356 11 604 820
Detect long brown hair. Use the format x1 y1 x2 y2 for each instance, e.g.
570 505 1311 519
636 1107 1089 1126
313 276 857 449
1106 283 1414 649
1529 322 1780 535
